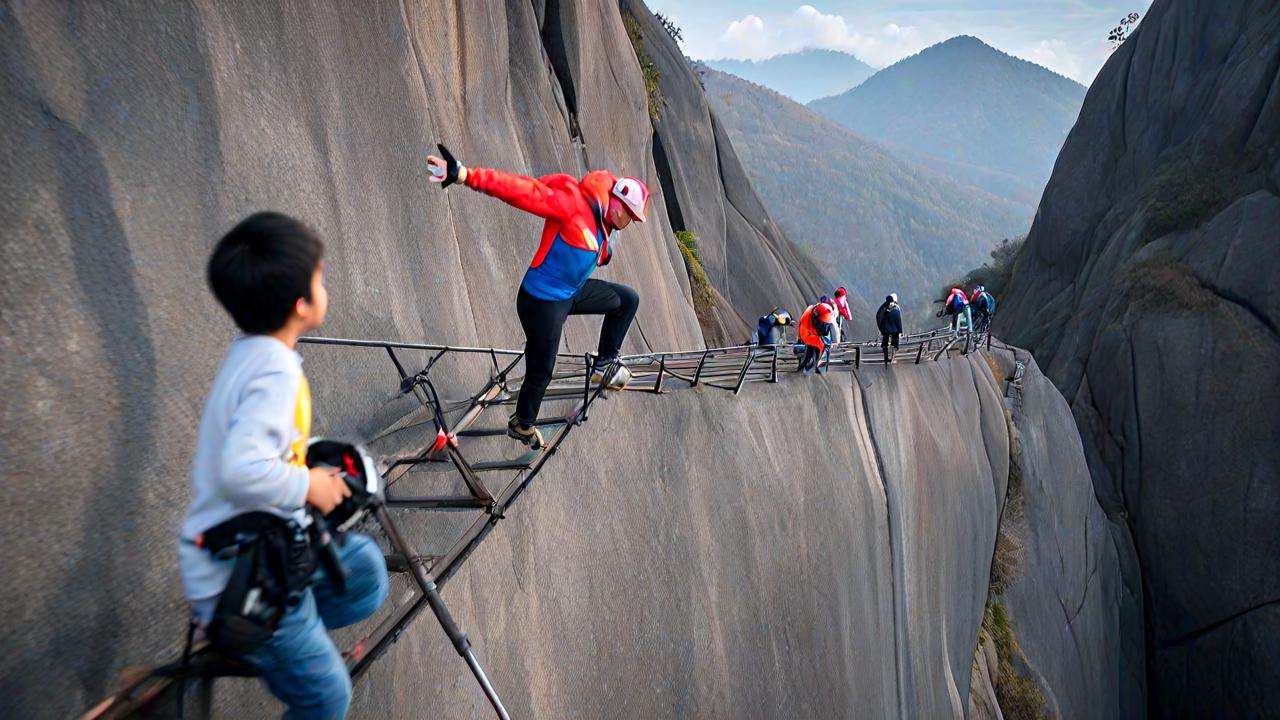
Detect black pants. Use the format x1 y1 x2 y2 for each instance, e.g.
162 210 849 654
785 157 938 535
881 332 900 354
515 279 639 424
799 344 824 371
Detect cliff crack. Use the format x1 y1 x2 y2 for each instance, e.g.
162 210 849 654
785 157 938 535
1195 273 1280 337
852 370 907 716
1159 596 1280 649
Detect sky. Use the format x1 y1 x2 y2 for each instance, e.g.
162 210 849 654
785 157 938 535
644 1 1154 85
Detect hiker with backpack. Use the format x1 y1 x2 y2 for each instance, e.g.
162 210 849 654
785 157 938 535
970 285 996 334
755 308 793 346
876 293 904 363
936 287 973 336
427 145 650 449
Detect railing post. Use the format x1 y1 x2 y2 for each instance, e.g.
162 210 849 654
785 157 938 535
580 353 593 421
374 506 510 720
855 346 861 368
733 351 754 394
386 346 410 380
769 346 779 383
915 343 924 364
691 350 709 387
653 355 666 393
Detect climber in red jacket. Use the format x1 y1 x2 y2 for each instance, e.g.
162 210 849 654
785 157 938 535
797 302 836 374
427 145 650 448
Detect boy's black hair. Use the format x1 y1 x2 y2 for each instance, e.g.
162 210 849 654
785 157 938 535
208 212 324 334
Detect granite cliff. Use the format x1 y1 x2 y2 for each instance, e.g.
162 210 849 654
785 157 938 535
1000 0 1280 714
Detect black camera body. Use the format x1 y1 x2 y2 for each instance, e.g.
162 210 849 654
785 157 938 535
306 439 383 531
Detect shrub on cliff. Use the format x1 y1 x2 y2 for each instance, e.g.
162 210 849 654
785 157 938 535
677 230 714 320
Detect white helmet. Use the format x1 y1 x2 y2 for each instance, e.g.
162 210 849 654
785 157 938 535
611 176 650 222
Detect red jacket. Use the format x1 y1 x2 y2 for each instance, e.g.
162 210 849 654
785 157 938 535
832 293 852 321
798 303 834 349
466 167 616 301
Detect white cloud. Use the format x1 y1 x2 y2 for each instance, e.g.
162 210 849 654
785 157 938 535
710 6 941 67
717 15 777 60
1028 38 1084 81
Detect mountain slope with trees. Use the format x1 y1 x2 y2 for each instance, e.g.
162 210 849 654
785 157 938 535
702 66 1031 322
809 36 1086 206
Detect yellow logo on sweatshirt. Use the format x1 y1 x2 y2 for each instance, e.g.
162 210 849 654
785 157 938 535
288 374 312 467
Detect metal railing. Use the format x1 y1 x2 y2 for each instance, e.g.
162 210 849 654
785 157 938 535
86 324 989 719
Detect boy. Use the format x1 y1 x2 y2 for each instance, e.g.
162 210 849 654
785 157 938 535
179 212 389 718
426 145 649 448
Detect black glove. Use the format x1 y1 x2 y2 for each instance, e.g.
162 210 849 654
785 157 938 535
436 143 463 188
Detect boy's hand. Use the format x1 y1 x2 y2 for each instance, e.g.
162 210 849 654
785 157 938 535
307 467 351 514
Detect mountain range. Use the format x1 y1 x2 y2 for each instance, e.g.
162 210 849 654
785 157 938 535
703 49 877 104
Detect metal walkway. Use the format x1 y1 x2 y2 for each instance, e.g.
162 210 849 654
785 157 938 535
85 326 988 719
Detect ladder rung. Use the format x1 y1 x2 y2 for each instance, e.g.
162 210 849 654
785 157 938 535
384 553 442 573
456 420 565 437
384 494 490 509
471 450 539 471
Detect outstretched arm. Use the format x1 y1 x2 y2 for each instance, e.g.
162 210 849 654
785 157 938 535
427 148 577 222
462 168 579 222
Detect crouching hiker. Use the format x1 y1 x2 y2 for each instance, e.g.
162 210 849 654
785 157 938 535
427 145 650 449
970 285 996 334
936 287 972 336
755 308 792 346
876 293 904 363
797 301 836 374
180 213 389 719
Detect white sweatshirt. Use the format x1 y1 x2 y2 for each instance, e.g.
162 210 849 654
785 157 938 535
178 335 311 603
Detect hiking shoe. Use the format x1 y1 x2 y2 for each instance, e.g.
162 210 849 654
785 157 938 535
590 360 632 390
506 415 544 449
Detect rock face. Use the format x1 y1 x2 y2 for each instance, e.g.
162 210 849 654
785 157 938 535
0 1 1131 718
1000 350 1145 718
999 0 1280 713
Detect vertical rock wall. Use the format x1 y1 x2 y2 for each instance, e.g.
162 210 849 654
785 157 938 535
1000 0 1280 712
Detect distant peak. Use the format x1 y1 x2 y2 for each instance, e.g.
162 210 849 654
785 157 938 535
930 35 995 53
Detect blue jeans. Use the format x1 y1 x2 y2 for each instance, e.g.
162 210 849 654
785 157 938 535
242 533 389 720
